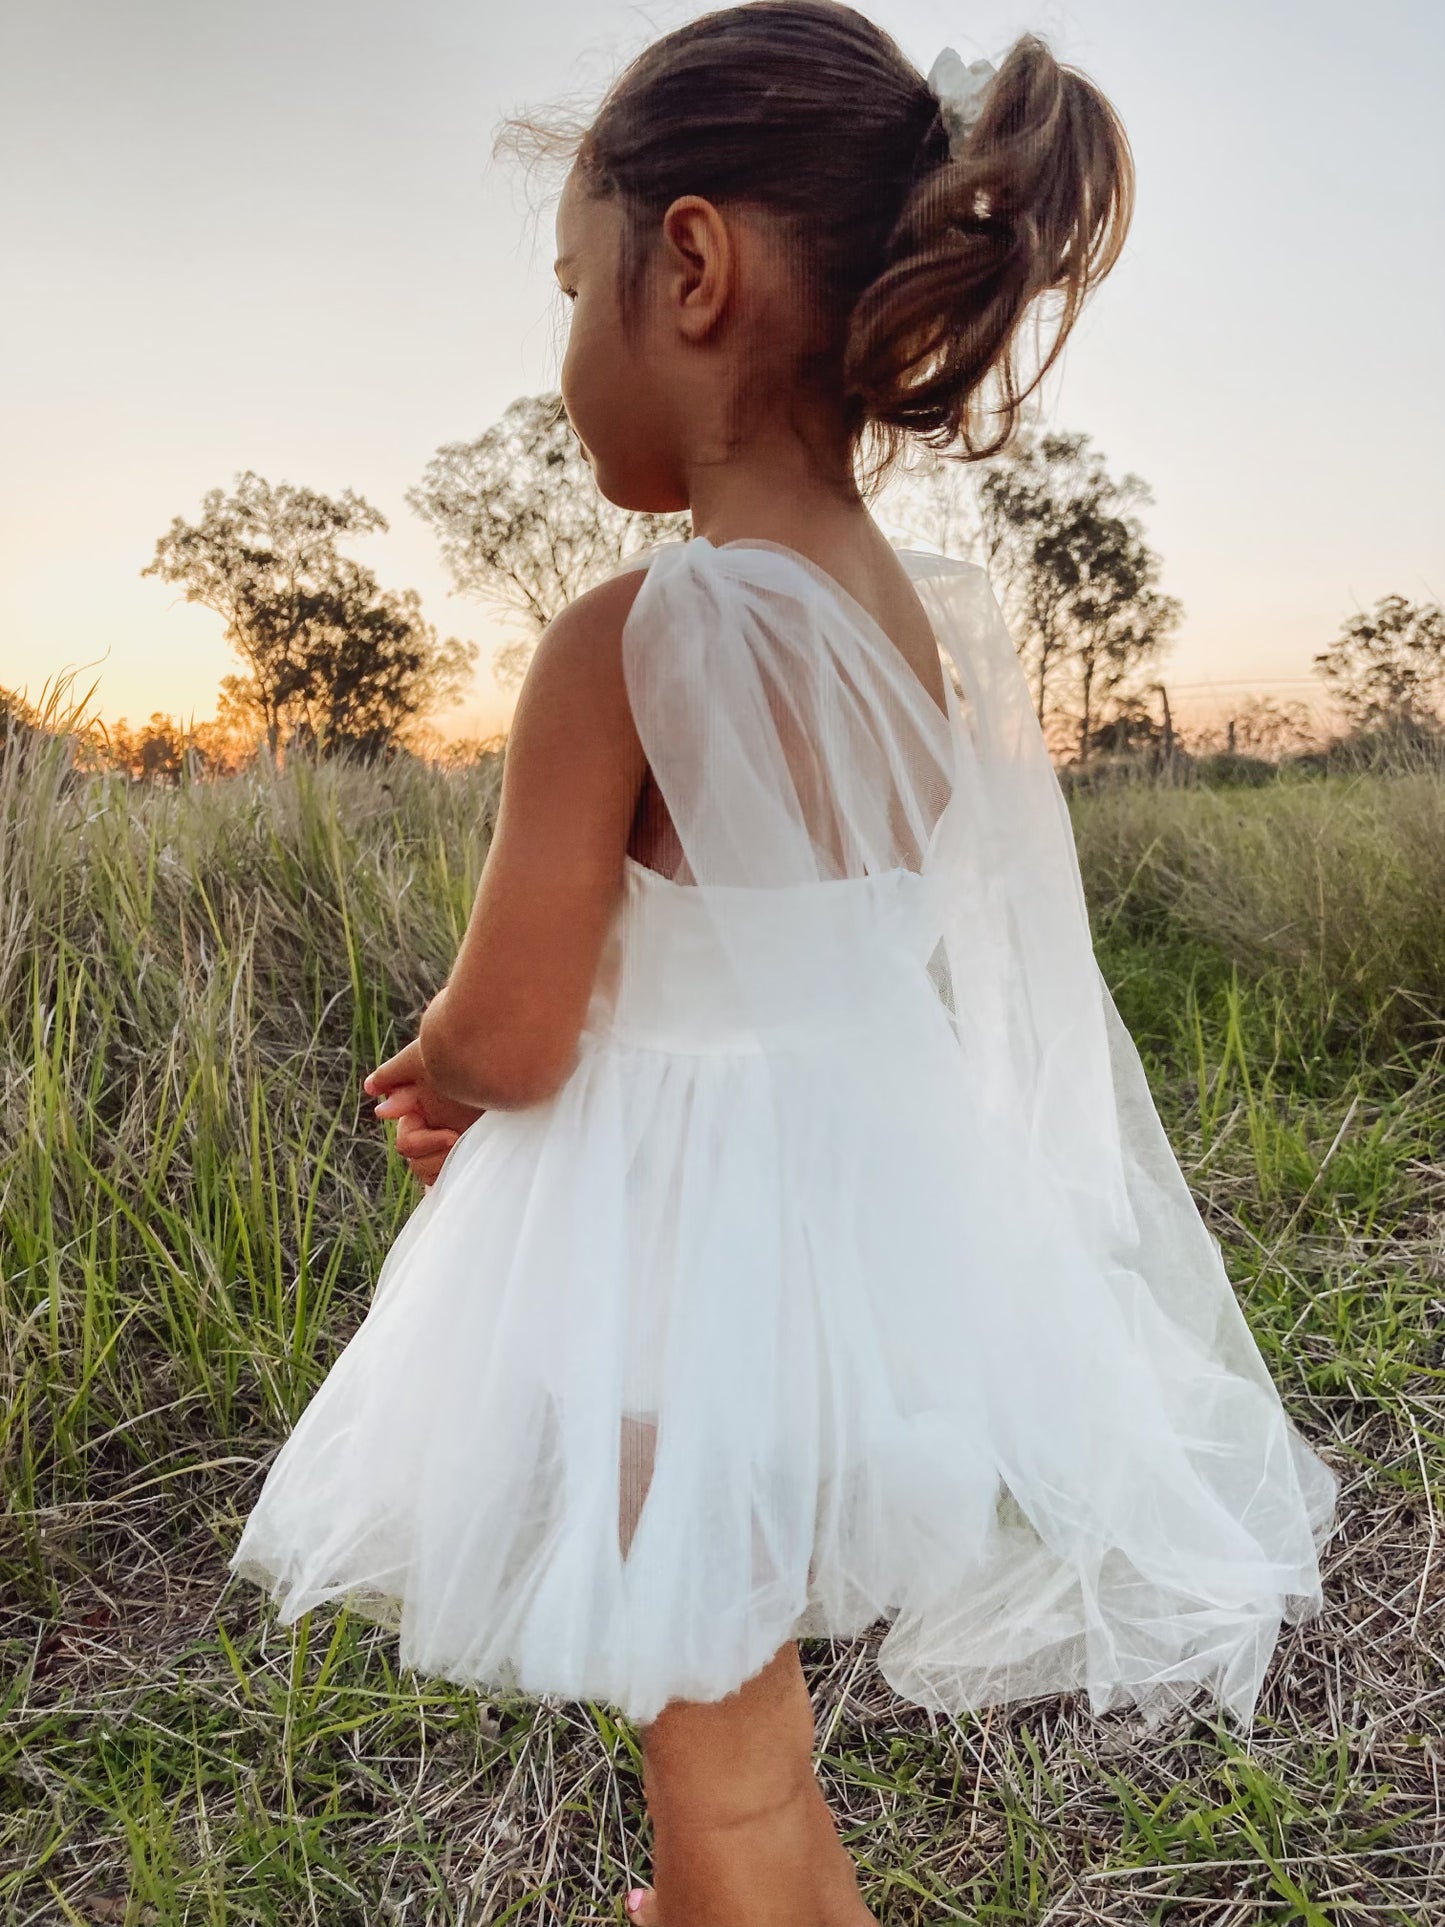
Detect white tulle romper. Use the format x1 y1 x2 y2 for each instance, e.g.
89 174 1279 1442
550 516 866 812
229 537 1336 1727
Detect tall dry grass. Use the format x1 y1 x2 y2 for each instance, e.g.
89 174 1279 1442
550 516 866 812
2 721 1440 1923
1 723 500 1558
1074 772 1445 1053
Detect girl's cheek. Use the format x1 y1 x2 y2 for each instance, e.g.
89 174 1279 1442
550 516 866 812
560 330 602 460
558 340 582 437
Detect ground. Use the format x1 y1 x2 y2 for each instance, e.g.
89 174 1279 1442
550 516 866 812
2 753 1441 1924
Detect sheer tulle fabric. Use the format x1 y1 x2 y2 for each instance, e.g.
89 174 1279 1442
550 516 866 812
229 538 1335 1726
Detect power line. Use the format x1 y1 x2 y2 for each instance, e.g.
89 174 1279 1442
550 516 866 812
1166 677 1321 690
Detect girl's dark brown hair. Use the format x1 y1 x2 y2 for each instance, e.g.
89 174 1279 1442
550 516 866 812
514 0 1133 479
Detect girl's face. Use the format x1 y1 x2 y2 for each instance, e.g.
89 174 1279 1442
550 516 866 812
554 168 688 514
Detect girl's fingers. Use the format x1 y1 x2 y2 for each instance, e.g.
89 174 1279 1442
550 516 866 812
395 1115 460 1159
372 1083 424 1120
365 1038 426 1096
409 1153 450 1187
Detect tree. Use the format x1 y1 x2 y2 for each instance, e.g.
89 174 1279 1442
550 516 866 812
1063 503 1180 763
1 686 41 753
980 431 1180 756
142 473 476 758
85 711 251 782
407 393 690 686
1084 686 1174 760
973 436 1075 723
101 713 190 783
1313 595 1445 733
888 429 1181 755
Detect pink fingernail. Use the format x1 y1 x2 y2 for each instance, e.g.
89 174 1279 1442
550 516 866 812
626 1892 645 1915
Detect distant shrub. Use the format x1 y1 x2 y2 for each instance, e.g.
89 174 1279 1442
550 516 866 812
1190 751 1277 789
1302 725 1445 777
1058 749 1193 795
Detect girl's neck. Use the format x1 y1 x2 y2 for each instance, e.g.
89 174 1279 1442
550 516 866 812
682 393 876 556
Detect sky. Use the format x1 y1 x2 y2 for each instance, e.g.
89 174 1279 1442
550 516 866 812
2 0 1442 741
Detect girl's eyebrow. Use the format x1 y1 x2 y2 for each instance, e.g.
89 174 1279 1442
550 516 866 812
553 254 574 279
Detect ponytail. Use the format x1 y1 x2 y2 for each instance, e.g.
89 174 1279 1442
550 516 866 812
844 34 1134 466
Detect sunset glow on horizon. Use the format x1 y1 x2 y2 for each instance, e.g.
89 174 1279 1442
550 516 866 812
3 0 1441 747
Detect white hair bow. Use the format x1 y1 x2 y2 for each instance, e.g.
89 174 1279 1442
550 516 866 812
926 46 997 152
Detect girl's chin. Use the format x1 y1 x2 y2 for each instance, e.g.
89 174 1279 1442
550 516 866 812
592 464 687 518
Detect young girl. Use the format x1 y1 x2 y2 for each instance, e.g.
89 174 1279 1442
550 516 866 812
229 6 1337 1919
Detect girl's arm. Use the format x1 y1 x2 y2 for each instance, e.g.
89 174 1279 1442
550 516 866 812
416 568 649 1111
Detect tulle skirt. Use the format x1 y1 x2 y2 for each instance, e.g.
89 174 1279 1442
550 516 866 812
228 976 1333 1727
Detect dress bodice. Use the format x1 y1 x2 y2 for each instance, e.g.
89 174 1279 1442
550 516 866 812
584 858 946 1055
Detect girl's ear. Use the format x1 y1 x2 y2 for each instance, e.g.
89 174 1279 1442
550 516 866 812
658 195 733 340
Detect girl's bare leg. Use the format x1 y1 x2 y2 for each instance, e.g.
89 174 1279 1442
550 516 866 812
616 1416 875 1924
623 1639 877 1926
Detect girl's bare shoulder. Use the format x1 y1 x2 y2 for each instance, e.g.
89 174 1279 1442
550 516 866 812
510 566 653 740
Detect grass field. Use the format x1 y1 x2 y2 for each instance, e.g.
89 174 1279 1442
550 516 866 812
2 735 1441 1926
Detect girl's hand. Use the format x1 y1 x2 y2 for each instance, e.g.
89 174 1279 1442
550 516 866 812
365 1039 485 1136
364 1037 486 1186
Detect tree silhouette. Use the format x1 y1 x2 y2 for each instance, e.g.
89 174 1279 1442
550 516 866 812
408 394 689 687
978 431 1180 755
1314 595 1445 733
143 472 476 758
888 429 1180 755
0 686 41 754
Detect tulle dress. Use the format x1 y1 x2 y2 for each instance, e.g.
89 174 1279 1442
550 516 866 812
228 537 1336 1727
